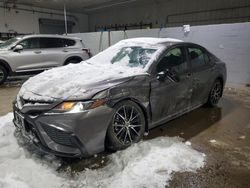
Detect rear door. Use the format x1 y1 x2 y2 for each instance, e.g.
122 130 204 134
38 37 64 67
150 46 192 125
187 45 214 107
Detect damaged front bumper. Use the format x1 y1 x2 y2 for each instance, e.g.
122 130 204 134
12 98 113 158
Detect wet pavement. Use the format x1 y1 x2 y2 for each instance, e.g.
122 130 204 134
151 92 250 188
0 77 250 187
0 76 27 116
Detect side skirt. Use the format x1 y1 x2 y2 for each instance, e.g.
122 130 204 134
149 103 204 129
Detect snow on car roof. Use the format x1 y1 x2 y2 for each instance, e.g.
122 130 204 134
120 37 183 45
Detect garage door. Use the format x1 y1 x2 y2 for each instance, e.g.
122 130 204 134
39 18 74 34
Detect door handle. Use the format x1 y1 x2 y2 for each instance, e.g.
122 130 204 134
63 49 68 52
34 51 41 54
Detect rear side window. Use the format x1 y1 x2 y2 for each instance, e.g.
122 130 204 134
188 47 209 68
39 38 63 48
62 39 76 47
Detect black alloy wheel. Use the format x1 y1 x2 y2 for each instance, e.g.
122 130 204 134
106 100 146 151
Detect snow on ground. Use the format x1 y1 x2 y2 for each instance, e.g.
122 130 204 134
239 136 246 140
0 113 205 188
209 139 217 143
0 113 68 188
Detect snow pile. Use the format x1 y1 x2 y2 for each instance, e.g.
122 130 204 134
239 136 246 140
76 137 205 188
0 113 68 188
209 139 217 143
0 114 205 188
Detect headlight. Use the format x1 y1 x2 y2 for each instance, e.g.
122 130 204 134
48 99 107 114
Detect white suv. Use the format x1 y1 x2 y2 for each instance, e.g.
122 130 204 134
0 35 90 84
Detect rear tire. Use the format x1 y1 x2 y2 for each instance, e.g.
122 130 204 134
64 58 82 65
207 79 223 107
0 65 7 85
106 100 146 151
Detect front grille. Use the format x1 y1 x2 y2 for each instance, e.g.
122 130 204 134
42 124 74 147
22 99 53 106
17 95 53 108
16 96 55 116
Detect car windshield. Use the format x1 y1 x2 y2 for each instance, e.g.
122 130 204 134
89 43 159 69
110 47 157 68
0 37 20 49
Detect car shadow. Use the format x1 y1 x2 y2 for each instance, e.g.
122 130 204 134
0 76 31 88
146 97 235 141
146 106 222 141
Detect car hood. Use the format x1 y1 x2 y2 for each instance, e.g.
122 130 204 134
19 61 146 101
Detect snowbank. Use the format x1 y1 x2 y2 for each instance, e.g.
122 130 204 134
0 114 205 188
0 113 67 188
76 137 205 188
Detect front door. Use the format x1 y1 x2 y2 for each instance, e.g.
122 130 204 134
10 37 44 72
150 46 192 125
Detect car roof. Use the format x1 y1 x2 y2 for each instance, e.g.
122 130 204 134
120 37 183 45
20 34 81 41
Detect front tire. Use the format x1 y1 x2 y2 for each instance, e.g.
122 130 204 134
207 79 223 107
0 65 7 85
106 100 146 151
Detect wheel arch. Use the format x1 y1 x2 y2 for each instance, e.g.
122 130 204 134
0 59 12 74
63 56 83 65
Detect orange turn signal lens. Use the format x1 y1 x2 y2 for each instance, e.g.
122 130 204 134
59 102 75 110
89 99 107 109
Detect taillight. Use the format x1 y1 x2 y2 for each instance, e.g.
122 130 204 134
82 48 91 58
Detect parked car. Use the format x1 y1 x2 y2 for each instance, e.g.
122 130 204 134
0 40 4 44
0 34 91 84
13 37 227 158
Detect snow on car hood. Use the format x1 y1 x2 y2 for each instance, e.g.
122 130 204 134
19 37 182 101
19 61 146 101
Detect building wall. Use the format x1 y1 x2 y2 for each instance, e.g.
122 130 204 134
0 3 89 35
71 22 250 85
88 0 250 31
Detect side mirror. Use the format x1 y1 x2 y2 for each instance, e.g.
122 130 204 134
157 71 166 82
13 45 23 52
157 69 180 82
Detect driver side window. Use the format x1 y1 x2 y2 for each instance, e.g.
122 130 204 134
18 38 40 49
156 47 188 74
